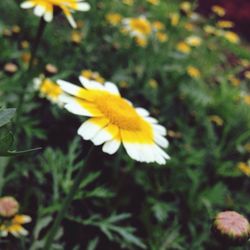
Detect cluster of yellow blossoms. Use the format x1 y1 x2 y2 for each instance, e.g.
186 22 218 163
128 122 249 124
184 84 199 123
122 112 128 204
0 197 31 237
122 16 168 47
106 13 168 47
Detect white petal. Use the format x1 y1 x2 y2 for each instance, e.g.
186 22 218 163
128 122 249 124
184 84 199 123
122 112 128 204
154 145 170 160
154 134 169 148
104 82 120 96
77 119 108 140
77 2 91 11
1 230 8 237
21 215 32 223
65 13 77 28
57 80 82 96
136 107 149 117
137 144 155 163
79 76 105 90
91 128 114 146
34 5 46 17
102 139 121 155
58 94 74 104
64 102 92 116
44 10 53 22
20 1 35 9
19 227 29 236
145 116 158 124
153 124 167 136
123 143 141 162
153 152 166 165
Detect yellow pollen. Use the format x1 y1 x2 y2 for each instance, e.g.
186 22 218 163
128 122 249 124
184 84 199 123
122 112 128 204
94 93 142 130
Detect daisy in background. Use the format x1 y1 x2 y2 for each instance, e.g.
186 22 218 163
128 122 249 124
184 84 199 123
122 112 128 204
34 75 70 106
20 0 90 28
57 76 170 165
122 16 152 47
0 197 31 237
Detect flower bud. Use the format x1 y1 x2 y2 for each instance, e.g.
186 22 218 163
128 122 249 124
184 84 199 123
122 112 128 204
0 196 19 218
212 211 250 246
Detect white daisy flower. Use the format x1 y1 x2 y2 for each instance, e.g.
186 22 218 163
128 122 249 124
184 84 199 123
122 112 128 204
57 76 170 165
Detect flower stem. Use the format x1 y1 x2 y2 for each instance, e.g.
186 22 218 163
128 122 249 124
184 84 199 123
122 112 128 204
15 18 46 129
44 146 94 250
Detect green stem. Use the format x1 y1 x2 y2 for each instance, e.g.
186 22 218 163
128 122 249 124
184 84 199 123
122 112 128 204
44 146 94 249
0 157 10 196
15 18 46 129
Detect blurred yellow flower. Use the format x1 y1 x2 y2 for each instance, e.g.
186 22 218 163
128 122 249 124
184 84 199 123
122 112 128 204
122 17 153 46
57 77 170 164
0 197 31 238
148 79 158 89
223 31 240 44
204 25 216 35
240 59 250 67
119 80 129 88
21 40 30 49
135 37 148 47
244 71 250 80
228 75 240 87
147 0 159 5
12 25 21 34
209 115 224 126
106 13 122 26
81 69 105 83
212 5 226 17
21 52 31 64
244 143 250 153
238 162 250 176
0 214 32 237
123 17 152 37
169 13 180 26
34 76 68 104
187 66 200 78
122 0 134 6
216 20 234 29
20 0 90 28
180 1 192 14
176 42 191 54
243 95 250 105
184 22 195 31
156 32 168 42
185 35 202 47
71 30 82 44
152 21 165 31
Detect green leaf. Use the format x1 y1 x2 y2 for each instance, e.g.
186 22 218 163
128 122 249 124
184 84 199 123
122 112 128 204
0 108 16 127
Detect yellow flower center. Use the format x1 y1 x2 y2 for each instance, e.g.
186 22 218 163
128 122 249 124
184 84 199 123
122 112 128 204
94 93 142 130
130 18 152 35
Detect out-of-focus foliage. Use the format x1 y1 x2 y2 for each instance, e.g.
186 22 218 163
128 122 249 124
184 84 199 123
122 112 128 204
0 0 249 249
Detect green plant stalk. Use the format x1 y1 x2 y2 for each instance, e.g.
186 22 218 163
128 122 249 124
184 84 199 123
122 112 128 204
15 17 46 128
44 147 94 249
0 157 10 196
